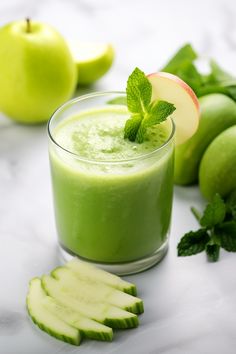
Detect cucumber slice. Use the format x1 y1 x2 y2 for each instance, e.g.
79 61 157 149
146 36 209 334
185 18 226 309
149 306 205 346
52 267 143 314
42 275 139 329
66 259 137 295
26 278 81 346
42 296 113 341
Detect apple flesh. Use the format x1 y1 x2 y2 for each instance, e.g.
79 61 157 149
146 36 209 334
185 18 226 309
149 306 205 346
0 20 77 124
68 41 115 86
148 72 200 145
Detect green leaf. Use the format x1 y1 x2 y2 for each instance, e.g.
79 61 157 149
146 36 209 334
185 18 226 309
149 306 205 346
226 189 236 220
200 194 226 229
226 86 236 101
160 44 202 93
124 67 175 143
135 101 176 143
197 85 230 97
216 221 236 252
177 229 210 256
161 43 197 73
160 43 236 102
173 61 203 93
198 60 236 102
124 114 143 142
205 241 220 262
126 67 152 113
135 119 146 144
210 60 236 84
107 96 127 105
148 100 176 123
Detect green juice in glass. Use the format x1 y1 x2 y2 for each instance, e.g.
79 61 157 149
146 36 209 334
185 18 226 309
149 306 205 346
48 93 175 274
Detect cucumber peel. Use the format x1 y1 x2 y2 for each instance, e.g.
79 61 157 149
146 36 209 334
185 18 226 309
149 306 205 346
26 259 143 347
42 296 113 341
27 278 81 346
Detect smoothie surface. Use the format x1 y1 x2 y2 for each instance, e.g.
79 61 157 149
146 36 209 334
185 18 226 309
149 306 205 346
53 106 171 161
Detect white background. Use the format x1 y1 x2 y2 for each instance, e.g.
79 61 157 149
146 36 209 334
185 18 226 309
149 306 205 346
0 0 236 353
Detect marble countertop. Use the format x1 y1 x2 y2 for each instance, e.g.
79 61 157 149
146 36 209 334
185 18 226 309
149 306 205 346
1 0 236 353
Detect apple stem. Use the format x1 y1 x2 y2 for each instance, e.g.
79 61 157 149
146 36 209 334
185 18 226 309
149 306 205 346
26 18 31 33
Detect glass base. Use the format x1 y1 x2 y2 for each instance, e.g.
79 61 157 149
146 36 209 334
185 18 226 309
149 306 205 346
58 240 169 276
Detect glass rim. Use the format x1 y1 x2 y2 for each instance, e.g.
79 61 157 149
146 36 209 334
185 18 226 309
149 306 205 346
47 91 176 165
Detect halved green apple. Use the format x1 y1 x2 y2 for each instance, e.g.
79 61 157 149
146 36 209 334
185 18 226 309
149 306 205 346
68 41 115 85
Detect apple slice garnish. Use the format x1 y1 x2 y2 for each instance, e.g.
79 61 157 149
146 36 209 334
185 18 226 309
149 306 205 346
147 72 200 145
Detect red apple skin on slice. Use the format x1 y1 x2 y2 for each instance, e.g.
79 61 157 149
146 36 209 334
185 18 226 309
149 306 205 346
147 72 200 145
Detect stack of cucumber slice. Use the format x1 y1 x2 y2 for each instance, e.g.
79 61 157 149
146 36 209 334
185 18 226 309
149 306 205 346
26 259 144 346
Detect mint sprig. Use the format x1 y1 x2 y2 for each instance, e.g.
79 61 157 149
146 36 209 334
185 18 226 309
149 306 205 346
124 68 176 143
177 192 236 262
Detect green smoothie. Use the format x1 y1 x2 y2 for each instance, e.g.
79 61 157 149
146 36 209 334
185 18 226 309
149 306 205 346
49 105 174 263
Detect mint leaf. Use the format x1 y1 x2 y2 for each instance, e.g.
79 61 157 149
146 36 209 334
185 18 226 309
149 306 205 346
177 229 210 256
205 241 220 262
136 101 176 143
135 101 176 143
148 100 176 123
124 67 175 143
226 189 236 220
107 96 127 105
135 119 146 144
200 194 226 229
216 221 236 252
126 67 152 113
124 114 142 142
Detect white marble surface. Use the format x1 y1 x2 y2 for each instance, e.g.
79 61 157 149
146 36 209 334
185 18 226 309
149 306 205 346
1 0 236 353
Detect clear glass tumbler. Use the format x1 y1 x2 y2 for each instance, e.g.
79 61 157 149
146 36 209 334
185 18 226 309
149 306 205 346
48 92 175 275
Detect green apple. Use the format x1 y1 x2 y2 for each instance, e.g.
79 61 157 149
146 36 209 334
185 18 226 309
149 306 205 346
68 41 114 85
174 94 236 185
0 19 77 124
199 125 236 200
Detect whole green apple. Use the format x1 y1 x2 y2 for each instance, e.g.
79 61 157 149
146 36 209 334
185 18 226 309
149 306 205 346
0 19 77 124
